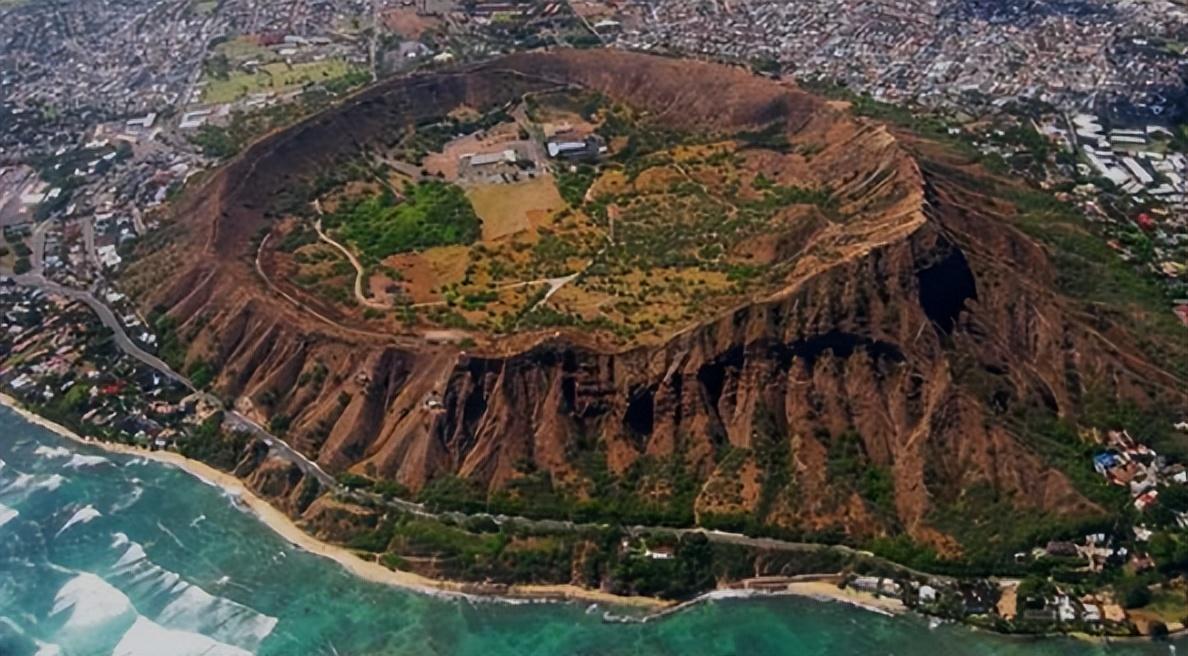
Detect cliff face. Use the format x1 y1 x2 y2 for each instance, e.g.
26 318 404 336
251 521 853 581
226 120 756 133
126 50 1187 554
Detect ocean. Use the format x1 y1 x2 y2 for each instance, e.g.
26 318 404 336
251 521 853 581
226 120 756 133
0 405 1181 656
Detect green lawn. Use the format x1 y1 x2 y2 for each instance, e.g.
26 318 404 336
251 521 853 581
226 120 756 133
327 181 482 264
202 59 356 104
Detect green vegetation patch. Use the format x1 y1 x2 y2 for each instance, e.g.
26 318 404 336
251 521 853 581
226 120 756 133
1006 189 1188 379
202 59 358 104
824 429 895 517
179 415 252 471
326 182 481 264
554 164 597 207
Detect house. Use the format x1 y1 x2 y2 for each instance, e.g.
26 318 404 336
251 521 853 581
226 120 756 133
850 576 900 597
1131 553 1155 572
1022 607 1058 622
465 150 517 167
1135 489 1159 511
547 135 604 161
1094 452 1120 474
1045 541 1078 558
125 113 158 130
97 245 121 269
644 546 674 560
1055 595 1077 622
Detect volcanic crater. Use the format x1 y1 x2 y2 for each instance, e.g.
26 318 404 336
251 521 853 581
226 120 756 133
126 50 1187 555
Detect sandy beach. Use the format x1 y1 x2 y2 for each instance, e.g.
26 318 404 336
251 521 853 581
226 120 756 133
781 580 907 616
0 394 667 611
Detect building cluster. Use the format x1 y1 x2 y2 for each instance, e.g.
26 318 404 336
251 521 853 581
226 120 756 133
1069 115 1186 202
0 0 386 158
0 0 220 154
1060 115 1188 295
830 570 1134 632
0 280 208 448
1010 583 1123 627
1093 429 1188 516
613 0 1188 120
0 125 205 291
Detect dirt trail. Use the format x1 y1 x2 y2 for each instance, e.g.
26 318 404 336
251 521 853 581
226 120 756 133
312 200 391 310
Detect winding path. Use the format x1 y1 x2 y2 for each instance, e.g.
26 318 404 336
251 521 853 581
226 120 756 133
313 216 390 310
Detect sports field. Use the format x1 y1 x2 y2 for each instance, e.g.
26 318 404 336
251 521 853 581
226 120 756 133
203 59 355 104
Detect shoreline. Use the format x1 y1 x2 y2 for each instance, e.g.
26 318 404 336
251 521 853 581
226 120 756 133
0 393 958 623
781 580 906 616
0 394 668 611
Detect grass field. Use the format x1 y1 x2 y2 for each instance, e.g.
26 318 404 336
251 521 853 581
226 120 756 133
467 177 565 241
327 181 482 265
1130 587 1188 626
213 37 276 61
203 59 355 104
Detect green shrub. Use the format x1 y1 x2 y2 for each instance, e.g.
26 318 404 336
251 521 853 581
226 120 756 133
327 182 481 263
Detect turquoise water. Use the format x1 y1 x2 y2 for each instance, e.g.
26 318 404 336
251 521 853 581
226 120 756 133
0 406 1181 656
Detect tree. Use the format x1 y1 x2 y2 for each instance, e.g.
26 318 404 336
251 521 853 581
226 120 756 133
1119 580 1152 609
268 414 291 434
1017 575 1055 609
1150 620 1169 639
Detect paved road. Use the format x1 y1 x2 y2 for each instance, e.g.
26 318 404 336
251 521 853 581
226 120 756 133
14 274 186 386
81 216 100 271
11 273 337 489
8 274 947 579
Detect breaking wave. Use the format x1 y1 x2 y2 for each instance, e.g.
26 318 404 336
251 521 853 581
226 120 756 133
63 454 109 469
32 445 71 459
34 474 65 492
47 573 253 656
109 485 144 514
114 616 251 656
108 536 278 651
56 505 102 537
2 472 33 492
49 573 138 652
0 502 17 528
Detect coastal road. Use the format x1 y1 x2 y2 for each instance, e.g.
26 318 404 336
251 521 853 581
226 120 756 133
6 275 953 579
9 273 339 490
13 274 188 388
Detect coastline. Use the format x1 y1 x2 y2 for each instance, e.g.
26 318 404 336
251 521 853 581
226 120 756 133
0 394 667 610
0 393 919 620
781 580 906 616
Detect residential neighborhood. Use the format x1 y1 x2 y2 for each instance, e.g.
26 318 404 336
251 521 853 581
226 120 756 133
2 0 1188 646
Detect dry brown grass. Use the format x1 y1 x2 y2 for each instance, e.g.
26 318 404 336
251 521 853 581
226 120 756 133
467 176 565 241
382 245 471 304
381 8 441 38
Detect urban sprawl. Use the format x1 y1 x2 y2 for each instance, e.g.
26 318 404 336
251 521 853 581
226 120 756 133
2 0 1188 638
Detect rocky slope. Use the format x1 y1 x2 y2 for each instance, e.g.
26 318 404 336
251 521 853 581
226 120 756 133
125 50 1187 558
